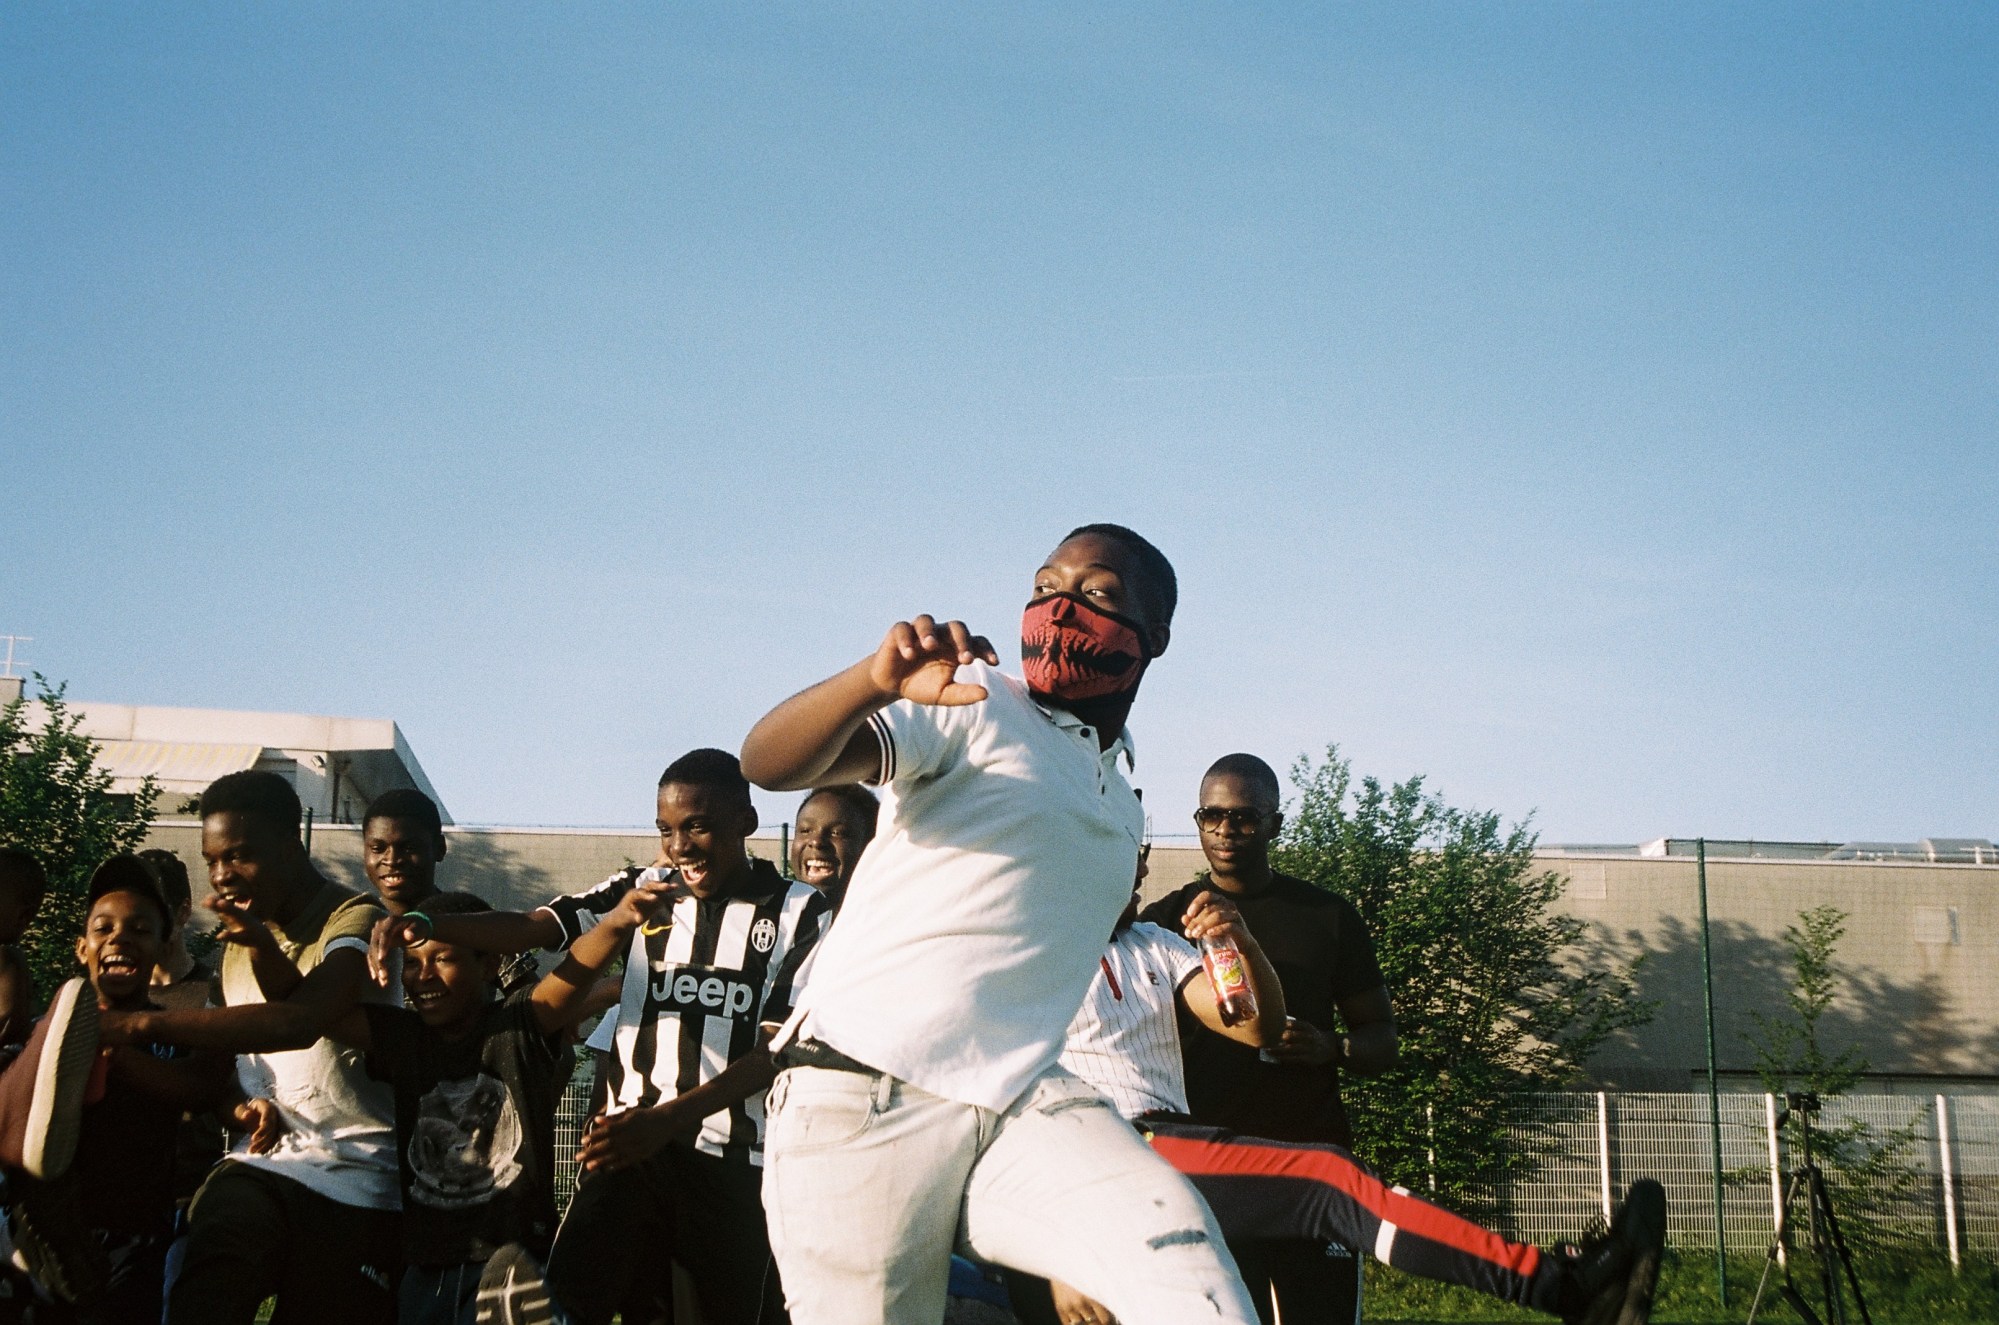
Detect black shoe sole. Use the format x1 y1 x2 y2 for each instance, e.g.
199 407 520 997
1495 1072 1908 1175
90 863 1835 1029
1614 1179 1666 1325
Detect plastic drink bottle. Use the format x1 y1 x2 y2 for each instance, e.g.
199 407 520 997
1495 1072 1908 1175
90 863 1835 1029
1200 933 1259 1027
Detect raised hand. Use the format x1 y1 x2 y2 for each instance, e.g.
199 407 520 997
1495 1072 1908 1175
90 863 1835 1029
368 913 426 987
206 892 279 953
867 615 999 708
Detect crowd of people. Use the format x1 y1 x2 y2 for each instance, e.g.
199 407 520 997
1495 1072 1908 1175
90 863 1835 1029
0 523 1665 1325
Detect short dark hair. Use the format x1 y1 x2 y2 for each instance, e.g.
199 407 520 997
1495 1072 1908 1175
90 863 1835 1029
801 784 880 835
1063 523 1177 623
658 748 753 806
363 788 443 838
416 890 492 919
87 854 173 931
0 847 48 902
1203 753 1281 807
138 849 192 915
199 771 303 837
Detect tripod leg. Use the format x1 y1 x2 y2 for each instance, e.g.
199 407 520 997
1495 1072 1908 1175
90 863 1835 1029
1810 1171 1873 1325
1747 1169 1810 1325
1802 1166 1844 1325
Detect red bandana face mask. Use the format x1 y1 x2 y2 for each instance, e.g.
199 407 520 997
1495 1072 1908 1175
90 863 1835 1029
1020 593 1151 703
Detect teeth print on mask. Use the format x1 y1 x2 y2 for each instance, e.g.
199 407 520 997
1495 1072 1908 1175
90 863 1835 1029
1020 592 1150 702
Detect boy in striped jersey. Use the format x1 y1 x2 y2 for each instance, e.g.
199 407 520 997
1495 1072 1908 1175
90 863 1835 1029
463 750 827 1325
1024 866 1666 1325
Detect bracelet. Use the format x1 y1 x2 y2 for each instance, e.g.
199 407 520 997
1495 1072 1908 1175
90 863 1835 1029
403 910 434 942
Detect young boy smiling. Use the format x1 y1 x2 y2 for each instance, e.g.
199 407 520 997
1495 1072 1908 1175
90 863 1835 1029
787 785 878 905
0 856 271 1322
394 750 827 1325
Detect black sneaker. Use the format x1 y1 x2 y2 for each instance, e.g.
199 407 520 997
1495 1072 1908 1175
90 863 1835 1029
476 1243 555 1325
1558 1178 1667 1325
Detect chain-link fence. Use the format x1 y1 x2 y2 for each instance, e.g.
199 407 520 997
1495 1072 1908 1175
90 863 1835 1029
548 1083 1996 1266
1482 1092 1995 1265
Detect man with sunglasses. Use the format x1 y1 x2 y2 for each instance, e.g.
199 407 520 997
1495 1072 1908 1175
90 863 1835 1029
1141 753 1396 1325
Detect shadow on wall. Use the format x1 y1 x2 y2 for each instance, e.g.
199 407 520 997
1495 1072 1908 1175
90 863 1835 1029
1589 915 1981 1088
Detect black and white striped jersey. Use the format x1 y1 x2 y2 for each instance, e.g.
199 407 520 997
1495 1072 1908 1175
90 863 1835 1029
1058 921 1204 1120
603 857 827 1164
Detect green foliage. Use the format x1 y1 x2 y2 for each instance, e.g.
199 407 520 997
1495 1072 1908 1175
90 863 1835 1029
1743 905 1925 1256
0 678 158 1000
1272 746 1651 1217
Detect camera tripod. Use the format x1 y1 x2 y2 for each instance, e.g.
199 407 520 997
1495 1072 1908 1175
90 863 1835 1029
1745 1094 1872 1325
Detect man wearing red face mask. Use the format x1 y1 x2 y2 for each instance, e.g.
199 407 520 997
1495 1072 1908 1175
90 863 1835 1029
738 525 1265 1325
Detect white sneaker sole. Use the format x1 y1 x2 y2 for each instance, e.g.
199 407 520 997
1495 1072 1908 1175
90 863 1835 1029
21 979 99 1181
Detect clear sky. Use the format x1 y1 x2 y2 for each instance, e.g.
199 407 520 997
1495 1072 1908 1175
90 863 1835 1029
5 5 1994 844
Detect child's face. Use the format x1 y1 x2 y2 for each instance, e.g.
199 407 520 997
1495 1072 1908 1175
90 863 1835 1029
656 782 756 896
405 937 496 1031
75 891 166 1007
362 816 446 909
791 794 874 893
201 812 301 917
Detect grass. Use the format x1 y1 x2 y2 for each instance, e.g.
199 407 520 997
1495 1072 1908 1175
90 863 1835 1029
1362 1249 1999 1324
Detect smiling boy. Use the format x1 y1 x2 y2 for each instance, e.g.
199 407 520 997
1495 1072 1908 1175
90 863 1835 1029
396 751 826 1325
788 785 878 905
362 790 449 919
0 856 267 1322
736 524 1263 1325
97 770 406 1325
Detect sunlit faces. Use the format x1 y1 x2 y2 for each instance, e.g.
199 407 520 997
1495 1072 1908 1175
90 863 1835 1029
200 811 304 918
77 890 167 1007
1195 773 1282 877
656 782 758 897
403 937 499 1031
790 791 876 894
363 815 446 910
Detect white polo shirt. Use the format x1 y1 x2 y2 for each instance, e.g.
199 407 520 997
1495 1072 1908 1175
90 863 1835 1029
1059 921 1204 1121
779 661 1145 1112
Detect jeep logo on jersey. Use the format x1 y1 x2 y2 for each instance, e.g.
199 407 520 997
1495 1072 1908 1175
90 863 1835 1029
649 965 758 1019
750 918 777 954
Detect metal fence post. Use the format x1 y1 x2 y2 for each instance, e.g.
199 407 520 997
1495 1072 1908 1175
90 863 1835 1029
1426 1103 1437 1194
1765 1093 1786 1268
1937 1094 1961 1273
1596 1091 1614 1222
1696 839 1727 1297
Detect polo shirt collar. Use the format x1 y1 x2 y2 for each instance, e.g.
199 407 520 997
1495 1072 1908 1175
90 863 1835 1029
1033 697 1138 772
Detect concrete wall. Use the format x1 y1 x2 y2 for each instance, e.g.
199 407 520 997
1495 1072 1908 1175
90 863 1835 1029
141 824 1997 1092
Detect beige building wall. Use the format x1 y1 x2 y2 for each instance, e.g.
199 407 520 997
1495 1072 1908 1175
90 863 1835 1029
142 824 1995 1092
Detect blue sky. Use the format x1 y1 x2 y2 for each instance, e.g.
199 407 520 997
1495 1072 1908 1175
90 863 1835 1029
4 5 1994 842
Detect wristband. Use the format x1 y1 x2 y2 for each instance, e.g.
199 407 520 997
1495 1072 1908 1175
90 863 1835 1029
403 910 434 942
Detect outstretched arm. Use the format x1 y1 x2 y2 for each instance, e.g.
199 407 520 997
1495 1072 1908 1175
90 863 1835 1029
527 881 667 1037
369 909 567 987
102 946 375 1055
1178 891 1288 1049
739 616 997 790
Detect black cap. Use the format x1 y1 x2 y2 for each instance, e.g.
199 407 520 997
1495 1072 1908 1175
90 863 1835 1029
86 854 173 927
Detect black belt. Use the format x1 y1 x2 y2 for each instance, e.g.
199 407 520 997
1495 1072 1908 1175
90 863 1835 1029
777 1038 877 1075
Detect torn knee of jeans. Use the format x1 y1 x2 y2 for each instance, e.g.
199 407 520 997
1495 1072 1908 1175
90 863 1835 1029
1145 1228 1208 1250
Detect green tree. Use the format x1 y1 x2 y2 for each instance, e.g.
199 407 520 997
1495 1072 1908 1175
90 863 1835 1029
1744 905 1922 1253
0 677 159 999
1271 745 1651 1217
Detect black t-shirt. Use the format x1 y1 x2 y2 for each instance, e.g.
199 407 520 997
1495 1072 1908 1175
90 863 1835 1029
364 993 566 1266
1140 872 1385 1146
73 1030 191 1237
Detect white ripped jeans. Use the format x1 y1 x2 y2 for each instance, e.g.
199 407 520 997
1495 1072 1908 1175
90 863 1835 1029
762 1063 1259 1325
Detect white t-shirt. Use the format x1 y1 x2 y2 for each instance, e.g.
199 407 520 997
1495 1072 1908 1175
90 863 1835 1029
223 881 403 1210
1059 922 1204 1120
780 662 1145 1112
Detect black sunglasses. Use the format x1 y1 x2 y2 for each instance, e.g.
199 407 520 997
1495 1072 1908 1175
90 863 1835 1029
1193 806 1272 832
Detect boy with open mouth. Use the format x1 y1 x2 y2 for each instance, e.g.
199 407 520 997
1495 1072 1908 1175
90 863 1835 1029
0 855 276 1321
